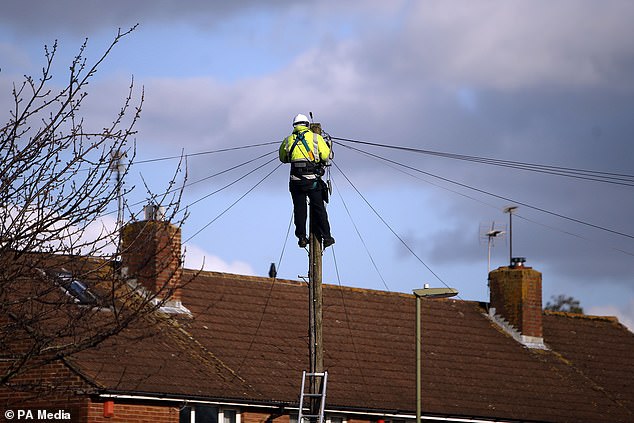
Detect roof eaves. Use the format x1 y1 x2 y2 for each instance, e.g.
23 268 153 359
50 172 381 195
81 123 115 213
96 391 521 423
60 356 104 394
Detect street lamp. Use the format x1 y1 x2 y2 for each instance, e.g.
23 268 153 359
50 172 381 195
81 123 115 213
413 284 459 423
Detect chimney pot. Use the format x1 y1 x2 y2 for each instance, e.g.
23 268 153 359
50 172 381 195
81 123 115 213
144 204 165 221
510 257 527 268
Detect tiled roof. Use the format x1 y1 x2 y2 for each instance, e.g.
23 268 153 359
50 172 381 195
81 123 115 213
66 295 261 402
543 311 634 412
63 268 634 422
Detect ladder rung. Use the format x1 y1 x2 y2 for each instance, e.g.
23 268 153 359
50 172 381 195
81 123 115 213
298 370 328 423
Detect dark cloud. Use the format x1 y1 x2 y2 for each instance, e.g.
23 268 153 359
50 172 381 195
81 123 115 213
0 1 279 36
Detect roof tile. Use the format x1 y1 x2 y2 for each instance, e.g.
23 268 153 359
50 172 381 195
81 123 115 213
56 267 634 422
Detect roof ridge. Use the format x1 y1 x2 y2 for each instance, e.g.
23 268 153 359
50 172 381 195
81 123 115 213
183 268 303 286
544 309 619 323
183 268 475 301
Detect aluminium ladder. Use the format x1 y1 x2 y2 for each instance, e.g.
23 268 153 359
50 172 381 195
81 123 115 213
298 371 328 423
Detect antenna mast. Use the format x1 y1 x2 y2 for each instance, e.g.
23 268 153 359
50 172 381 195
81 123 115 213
503 206 518 265
481 222 506 273
110 150 126 251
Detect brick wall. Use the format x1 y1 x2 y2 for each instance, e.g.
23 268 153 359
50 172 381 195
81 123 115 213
242 411 375 423
86 401 179 423
489 266 543 338
121 220 182 302
0 362 88 406
0 361 92 423
243 411 277 423
1 389 387 423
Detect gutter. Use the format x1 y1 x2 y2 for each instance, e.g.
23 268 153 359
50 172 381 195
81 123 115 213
97 392 278 409
96 393 515 423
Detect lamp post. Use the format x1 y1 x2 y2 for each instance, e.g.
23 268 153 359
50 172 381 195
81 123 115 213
413 284 458 423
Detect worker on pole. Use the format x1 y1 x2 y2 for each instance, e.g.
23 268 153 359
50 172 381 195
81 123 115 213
279 113 335 249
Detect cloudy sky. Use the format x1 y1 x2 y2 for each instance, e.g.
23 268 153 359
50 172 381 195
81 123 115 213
2 0 633 329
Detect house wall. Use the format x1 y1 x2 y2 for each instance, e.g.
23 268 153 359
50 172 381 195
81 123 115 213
86 401 179 423
2 385 384 423
0 359 378 423
242 411 376 423
243 411 277 423
0 360 90 412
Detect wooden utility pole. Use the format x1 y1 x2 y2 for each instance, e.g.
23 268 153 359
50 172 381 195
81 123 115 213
308 122 324 420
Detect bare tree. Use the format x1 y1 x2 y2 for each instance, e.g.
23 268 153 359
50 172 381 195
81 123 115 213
0 26 188 397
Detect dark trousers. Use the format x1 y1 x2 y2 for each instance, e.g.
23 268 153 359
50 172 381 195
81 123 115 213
290 179 332 240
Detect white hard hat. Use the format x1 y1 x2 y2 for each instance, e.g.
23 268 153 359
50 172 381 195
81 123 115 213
292 114 310 127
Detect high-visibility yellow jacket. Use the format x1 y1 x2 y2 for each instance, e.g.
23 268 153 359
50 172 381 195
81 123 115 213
279 125 330 164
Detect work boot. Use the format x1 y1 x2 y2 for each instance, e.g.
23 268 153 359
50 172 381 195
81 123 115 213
298 236 308 248
323 237 335 248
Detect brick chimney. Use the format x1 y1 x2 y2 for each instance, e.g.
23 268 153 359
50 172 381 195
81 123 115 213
120 205 182 304
488 258 545 348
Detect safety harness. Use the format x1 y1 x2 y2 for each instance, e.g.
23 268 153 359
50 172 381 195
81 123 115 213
288 130 323 180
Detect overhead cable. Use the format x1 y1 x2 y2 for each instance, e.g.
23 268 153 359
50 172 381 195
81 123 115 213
185 155 278 209
234 213 292 376
332 178 391 292
184 161 283 243
99 150 276 219
333 136 634 187
338 142 634 240
134 141 279 165
337 142 634 256
514 214 634 257
329 244 378 403
332 161 453 289
276 211 294 277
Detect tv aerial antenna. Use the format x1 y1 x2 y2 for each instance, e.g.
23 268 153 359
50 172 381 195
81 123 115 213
479 221 506 273
110 149 128 255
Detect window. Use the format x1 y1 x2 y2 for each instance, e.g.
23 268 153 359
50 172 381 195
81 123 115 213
179 406 238 423
196 406 218 423
291 414 345 423
179 407 191 423
221 409 237 423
